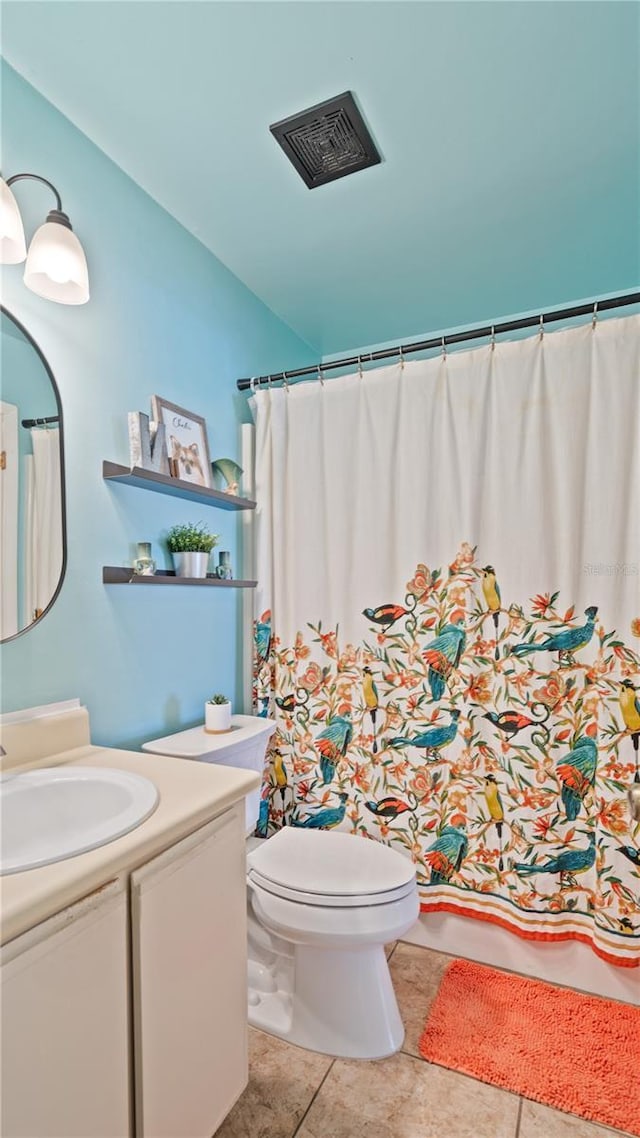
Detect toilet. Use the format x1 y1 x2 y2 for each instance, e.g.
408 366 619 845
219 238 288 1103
143 714 419 1060
247 826 419 1059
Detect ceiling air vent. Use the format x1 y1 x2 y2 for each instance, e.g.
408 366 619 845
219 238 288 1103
270 91 381 189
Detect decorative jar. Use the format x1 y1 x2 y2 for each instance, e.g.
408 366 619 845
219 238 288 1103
133 542 156 576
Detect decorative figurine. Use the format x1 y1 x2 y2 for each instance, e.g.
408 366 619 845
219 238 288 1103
211 458 243 496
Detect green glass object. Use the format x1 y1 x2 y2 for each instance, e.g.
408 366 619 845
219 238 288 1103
216 551 233 579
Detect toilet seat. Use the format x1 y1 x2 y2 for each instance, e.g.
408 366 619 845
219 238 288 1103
249 872 420 949
247 826 416 908
248 867 416 907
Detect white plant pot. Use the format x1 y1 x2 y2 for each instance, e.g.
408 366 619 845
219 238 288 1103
173 551 210 578
205 701 232 734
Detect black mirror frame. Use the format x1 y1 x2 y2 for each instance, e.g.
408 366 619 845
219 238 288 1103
1 305 67 644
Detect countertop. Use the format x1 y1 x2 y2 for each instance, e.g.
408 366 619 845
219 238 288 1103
0 743 259 946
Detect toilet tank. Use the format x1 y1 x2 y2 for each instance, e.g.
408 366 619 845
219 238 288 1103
142 715 276 835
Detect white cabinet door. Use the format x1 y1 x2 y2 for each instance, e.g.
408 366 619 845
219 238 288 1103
131 804 248 1138
0 879 130 1138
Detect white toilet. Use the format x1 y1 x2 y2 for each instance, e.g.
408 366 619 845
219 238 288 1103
143 714 419 1060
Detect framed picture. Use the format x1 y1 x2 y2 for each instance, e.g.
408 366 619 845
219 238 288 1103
151 396 213 488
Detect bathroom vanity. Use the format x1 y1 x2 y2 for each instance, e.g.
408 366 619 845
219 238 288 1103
0 706 259 1138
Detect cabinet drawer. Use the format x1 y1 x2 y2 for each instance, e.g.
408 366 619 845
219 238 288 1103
131 804 247 1138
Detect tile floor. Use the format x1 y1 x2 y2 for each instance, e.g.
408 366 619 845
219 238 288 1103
216 942 634 1138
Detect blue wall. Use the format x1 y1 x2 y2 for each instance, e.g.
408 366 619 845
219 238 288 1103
0 62 314 747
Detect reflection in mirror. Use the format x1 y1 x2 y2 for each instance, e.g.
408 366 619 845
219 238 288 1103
0 307 66 642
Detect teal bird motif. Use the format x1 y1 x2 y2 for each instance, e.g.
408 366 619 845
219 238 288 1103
292 792 349 829
255 615 272 663
618 846 640 868
424 824 468 885
512 606 598 662
389 710 460 760
315 714 353 784
514 832 596 886
556 731 598 821
422 615 466 700
255 797 270 839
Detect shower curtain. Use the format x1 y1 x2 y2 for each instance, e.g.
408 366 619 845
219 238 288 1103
24 426 62 626
251 316 640 968
0 401 19 639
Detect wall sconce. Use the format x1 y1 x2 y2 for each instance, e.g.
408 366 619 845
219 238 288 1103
0 173 89 305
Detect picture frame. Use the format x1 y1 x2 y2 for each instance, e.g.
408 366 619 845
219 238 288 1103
151 396 213 488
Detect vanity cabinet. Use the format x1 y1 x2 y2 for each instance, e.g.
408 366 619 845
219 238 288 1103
131 808 248 1138
1 803 249 1138
0 879 130 1138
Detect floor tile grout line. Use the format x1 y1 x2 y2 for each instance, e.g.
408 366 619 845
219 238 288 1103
514 1097 523 1138
291 1059 336 1137
401 1052 634 1138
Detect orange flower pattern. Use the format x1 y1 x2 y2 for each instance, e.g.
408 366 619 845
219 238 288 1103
253 548 640 966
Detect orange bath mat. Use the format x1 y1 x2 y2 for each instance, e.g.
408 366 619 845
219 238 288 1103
419 958 640 1136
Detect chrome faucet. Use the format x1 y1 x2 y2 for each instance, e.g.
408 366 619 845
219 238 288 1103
629 784 640 822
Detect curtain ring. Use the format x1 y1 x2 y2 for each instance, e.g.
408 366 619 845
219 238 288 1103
317 365 325 387
490 325 496 352
358 355 363 379
441 336 447 360
398 343 405 370
592 301 598 331
539 314 544 340
282 371 289 394
267 373 273 390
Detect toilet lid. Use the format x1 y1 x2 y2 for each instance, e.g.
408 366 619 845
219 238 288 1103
248 868 416 908
247 828 416 901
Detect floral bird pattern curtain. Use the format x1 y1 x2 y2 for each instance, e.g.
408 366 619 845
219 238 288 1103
251 317 640 968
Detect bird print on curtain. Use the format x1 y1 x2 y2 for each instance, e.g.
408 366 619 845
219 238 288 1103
253 544 640 968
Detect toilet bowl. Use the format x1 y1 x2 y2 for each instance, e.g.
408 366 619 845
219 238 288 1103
143 715 419 1059
246 827 419 1059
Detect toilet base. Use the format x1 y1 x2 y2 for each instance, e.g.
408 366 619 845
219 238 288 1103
248 940 405 1060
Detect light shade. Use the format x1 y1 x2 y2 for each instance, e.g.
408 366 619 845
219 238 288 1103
0 177 27 264
24 218 89 305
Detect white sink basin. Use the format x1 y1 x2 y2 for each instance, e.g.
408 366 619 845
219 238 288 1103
0 766 159 875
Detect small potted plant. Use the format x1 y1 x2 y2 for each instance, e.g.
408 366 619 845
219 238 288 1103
166 522 219 579
205 693 232 734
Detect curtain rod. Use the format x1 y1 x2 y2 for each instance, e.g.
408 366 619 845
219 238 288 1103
236 291 640 392
21 415 59 428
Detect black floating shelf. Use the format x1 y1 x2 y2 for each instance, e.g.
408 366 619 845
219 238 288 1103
103 461 256 511
103 568 257 588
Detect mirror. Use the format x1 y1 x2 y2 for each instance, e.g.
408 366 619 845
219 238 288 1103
0 307 66 642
